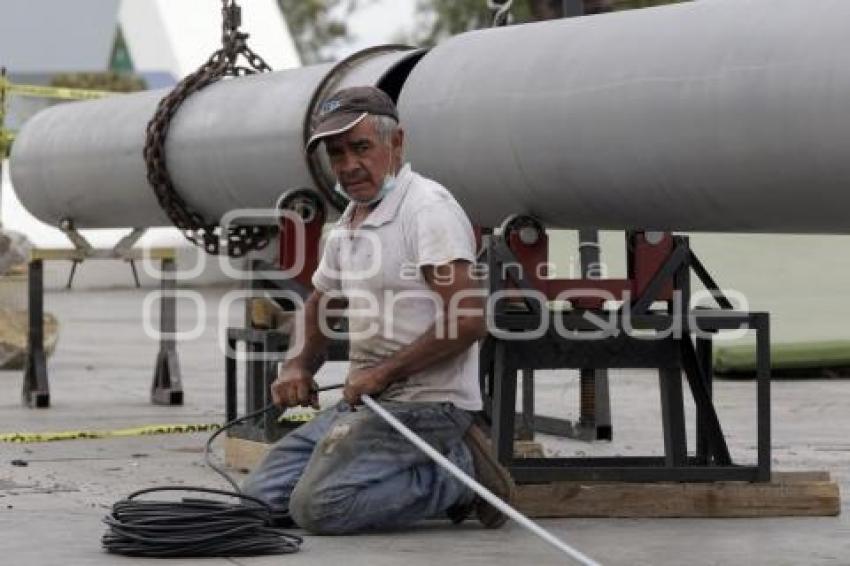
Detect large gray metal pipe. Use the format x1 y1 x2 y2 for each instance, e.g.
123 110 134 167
9 47 422 228
11 0 850 234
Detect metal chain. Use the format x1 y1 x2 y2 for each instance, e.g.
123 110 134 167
487 0 515 26
143 0 274 257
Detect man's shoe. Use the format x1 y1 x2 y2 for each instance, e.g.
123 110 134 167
463 423 516 528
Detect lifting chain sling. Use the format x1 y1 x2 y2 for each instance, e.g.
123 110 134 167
144 0 273 257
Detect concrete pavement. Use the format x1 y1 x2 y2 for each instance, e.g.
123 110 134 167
1 285 849 565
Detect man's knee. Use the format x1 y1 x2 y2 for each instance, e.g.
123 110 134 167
288 476 355 534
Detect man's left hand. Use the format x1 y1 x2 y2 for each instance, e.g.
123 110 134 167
344 366 392 406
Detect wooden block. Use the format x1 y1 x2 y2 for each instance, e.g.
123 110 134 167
513 440 545 459
224 436 271 473
29 246 176 261
771 470 831 483
515 472 840 518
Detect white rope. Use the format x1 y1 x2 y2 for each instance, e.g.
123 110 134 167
361 395 601 566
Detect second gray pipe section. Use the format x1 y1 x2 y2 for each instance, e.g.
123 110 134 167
399 0 850 233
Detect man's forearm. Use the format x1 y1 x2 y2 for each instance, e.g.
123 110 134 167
286 291 330 374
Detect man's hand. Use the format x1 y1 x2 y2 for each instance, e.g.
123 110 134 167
271 365 319 409
343 366 391 406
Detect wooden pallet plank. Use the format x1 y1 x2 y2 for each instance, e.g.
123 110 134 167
224 437 839 518
515 474 840 518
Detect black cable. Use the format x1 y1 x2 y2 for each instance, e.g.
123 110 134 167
204 402 278 491
101 486 301 557
101 383 344 558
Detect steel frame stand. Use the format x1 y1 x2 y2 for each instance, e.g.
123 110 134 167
151 257 183 405
226 323 291 442
23 254 182 407
21 218 182 407
224 259 349 443
515 229 613 443
480 222 771 483
224 189 347 442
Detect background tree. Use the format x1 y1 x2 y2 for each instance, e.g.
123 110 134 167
277 0 376 63
278 0 686 61
415 0 685 45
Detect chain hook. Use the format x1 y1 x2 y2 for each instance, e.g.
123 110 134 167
487 0 515 27
222 0 242 33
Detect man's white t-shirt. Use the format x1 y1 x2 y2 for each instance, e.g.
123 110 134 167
311 164 482 411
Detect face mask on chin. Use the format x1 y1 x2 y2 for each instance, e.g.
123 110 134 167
334 173 397 206
334 151 399 206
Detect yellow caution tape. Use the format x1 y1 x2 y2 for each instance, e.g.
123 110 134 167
1 413 316 443
0 423 221 443
279 412 316 423
0 78 115 101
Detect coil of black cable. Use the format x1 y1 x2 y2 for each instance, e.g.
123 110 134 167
101 386 344 557
101 486 301 558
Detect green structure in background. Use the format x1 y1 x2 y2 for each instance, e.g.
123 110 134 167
110 26 135 74
50 24 147 94
0 21 144 159
715 341 850 377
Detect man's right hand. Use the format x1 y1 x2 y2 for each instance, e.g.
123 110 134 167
270 365 319 409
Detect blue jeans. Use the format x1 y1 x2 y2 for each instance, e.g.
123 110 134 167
242 400 475 534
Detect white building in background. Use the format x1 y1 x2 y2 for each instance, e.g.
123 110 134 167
119 0 300 80
1 0 299 122
0 0 298 285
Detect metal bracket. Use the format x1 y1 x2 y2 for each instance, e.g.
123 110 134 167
485 217 613 442
58 219 147 288
481 231 772 483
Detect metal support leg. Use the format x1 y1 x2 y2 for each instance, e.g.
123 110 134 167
260 333 287 441
128 259 141 288
518 368 535 440
681 338 732 465
578 368 597 430
658 367 687 467
574 368 613 441
591 368 613 440
577 229 613 441
755 314 772 481
23 259 49 408
65 260 79 290
491 342 517 466
225 334 238 423
151 257 183 405
695 336 714 461
479 339 495 422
